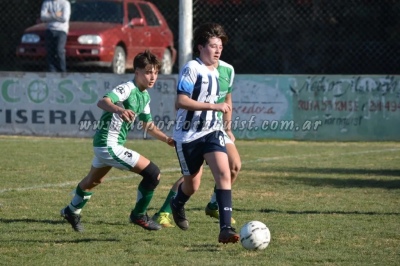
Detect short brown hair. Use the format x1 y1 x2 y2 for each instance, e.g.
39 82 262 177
133 50 161 72
193 22 228 56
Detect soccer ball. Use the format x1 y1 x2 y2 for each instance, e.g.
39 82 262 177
239 221 271 250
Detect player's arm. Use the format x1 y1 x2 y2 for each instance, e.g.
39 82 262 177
40 3 52 22
223 93 235 142
143 121 174 147
55 3 71 23
223 93 233 127
176 94 231 113
97 97 135 122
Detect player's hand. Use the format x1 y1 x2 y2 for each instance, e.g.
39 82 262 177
166 136 175 147
117 109 135 123
226 130 236 142
214 102 231 113
56 11 62 17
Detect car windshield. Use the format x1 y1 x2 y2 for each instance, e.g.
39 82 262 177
70 1 123 23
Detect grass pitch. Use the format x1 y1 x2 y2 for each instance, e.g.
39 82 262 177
0 136 399 265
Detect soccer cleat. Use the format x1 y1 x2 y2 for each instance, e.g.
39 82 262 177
152 212 175 228
205 204 236 224
60 207 84 232
130 212 162 231
218 226 240 244
170 198 189 230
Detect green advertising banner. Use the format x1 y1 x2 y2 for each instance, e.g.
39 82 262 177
0 72 177 138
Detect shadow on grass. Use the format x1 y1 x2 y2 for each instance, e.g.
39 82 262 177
186 243 221 252
92 220 129 226
2 238 120 244
286 176 400 189
260 209 400 215
0 218 129 227
173 207 400 216
0 218 64 224
271 167 400 177
270 167 400 178
265 167 400 189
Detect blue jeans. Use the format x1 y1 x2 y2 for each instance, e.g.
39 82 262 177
45 29 67 72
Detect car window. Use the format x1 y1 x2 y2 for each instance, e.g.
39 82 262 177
70 1 123 23
138 3 160 26
127 3 141 20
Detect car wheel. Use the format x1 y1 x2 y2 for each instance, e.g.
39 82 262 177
111 46 126 74
160 49 172 75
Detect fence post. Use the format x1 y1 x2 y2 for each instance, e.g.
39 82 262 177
179 0 193 71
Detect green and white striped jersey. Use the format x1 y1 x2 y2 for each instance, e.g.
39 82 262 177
93 80 152 147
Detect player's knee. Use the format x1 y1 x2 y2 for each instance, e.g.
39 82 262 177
139 161 160 190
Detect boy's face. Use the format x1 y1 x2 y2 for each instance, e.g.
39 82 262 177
134 65 158 90
198 37 223 66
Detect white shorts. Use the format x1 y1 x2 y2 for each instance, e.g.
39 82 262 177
92 146 140 170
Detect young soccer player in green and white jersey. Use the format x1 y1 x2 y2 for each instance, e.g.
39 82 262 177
206 59 241 220
60 50 174 232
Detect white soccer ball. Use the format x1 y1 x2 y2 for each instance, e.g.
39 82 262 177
240 221 271 250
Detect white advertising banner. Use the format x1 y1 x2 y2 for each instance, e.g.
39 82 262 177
1 72 398 140
0 72 177 138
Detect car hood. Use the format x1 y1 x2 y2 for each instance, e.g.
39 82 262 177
23 22 121 35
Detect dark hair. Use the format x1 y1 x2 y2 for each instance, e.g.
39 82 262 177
133 50 161 72
193 22 228 56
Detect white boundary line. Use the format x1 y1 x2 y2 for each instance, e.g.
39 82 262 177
0 167 180 194
1 148 399 194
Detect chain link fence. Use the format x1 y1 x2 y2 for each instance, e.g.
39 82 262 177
1 0 399 74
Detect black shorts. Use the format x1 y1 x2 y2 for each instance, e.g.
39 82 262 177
175 131 227 176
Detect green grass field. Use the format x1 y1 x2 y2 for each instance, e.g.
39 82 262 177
0 136 399 266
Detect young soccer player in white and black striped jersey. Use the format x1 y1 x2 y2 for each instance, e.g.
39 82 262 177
169 22 240 244
152 60 241 229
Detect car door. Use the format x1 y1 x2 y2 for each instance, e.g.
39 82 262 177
125 2 150 68
137 2 165 58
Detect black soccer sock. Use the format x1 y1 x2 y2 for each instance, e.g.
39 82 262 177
216 189 232 229
173 183 190 207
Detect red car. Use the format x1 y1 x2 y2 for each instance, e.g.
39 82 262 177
16 0 177 74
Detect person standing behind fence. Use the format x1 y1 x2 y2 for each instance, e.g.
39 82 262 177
40 0 71 72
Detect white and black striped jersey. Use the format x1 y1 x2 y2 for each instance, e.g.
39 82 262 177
173 58 223 143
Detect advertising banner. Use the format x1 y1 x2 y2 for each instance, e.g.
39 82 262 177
0 72 399 141
291 75 400 140
0 72 176 138
231 75 293 139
